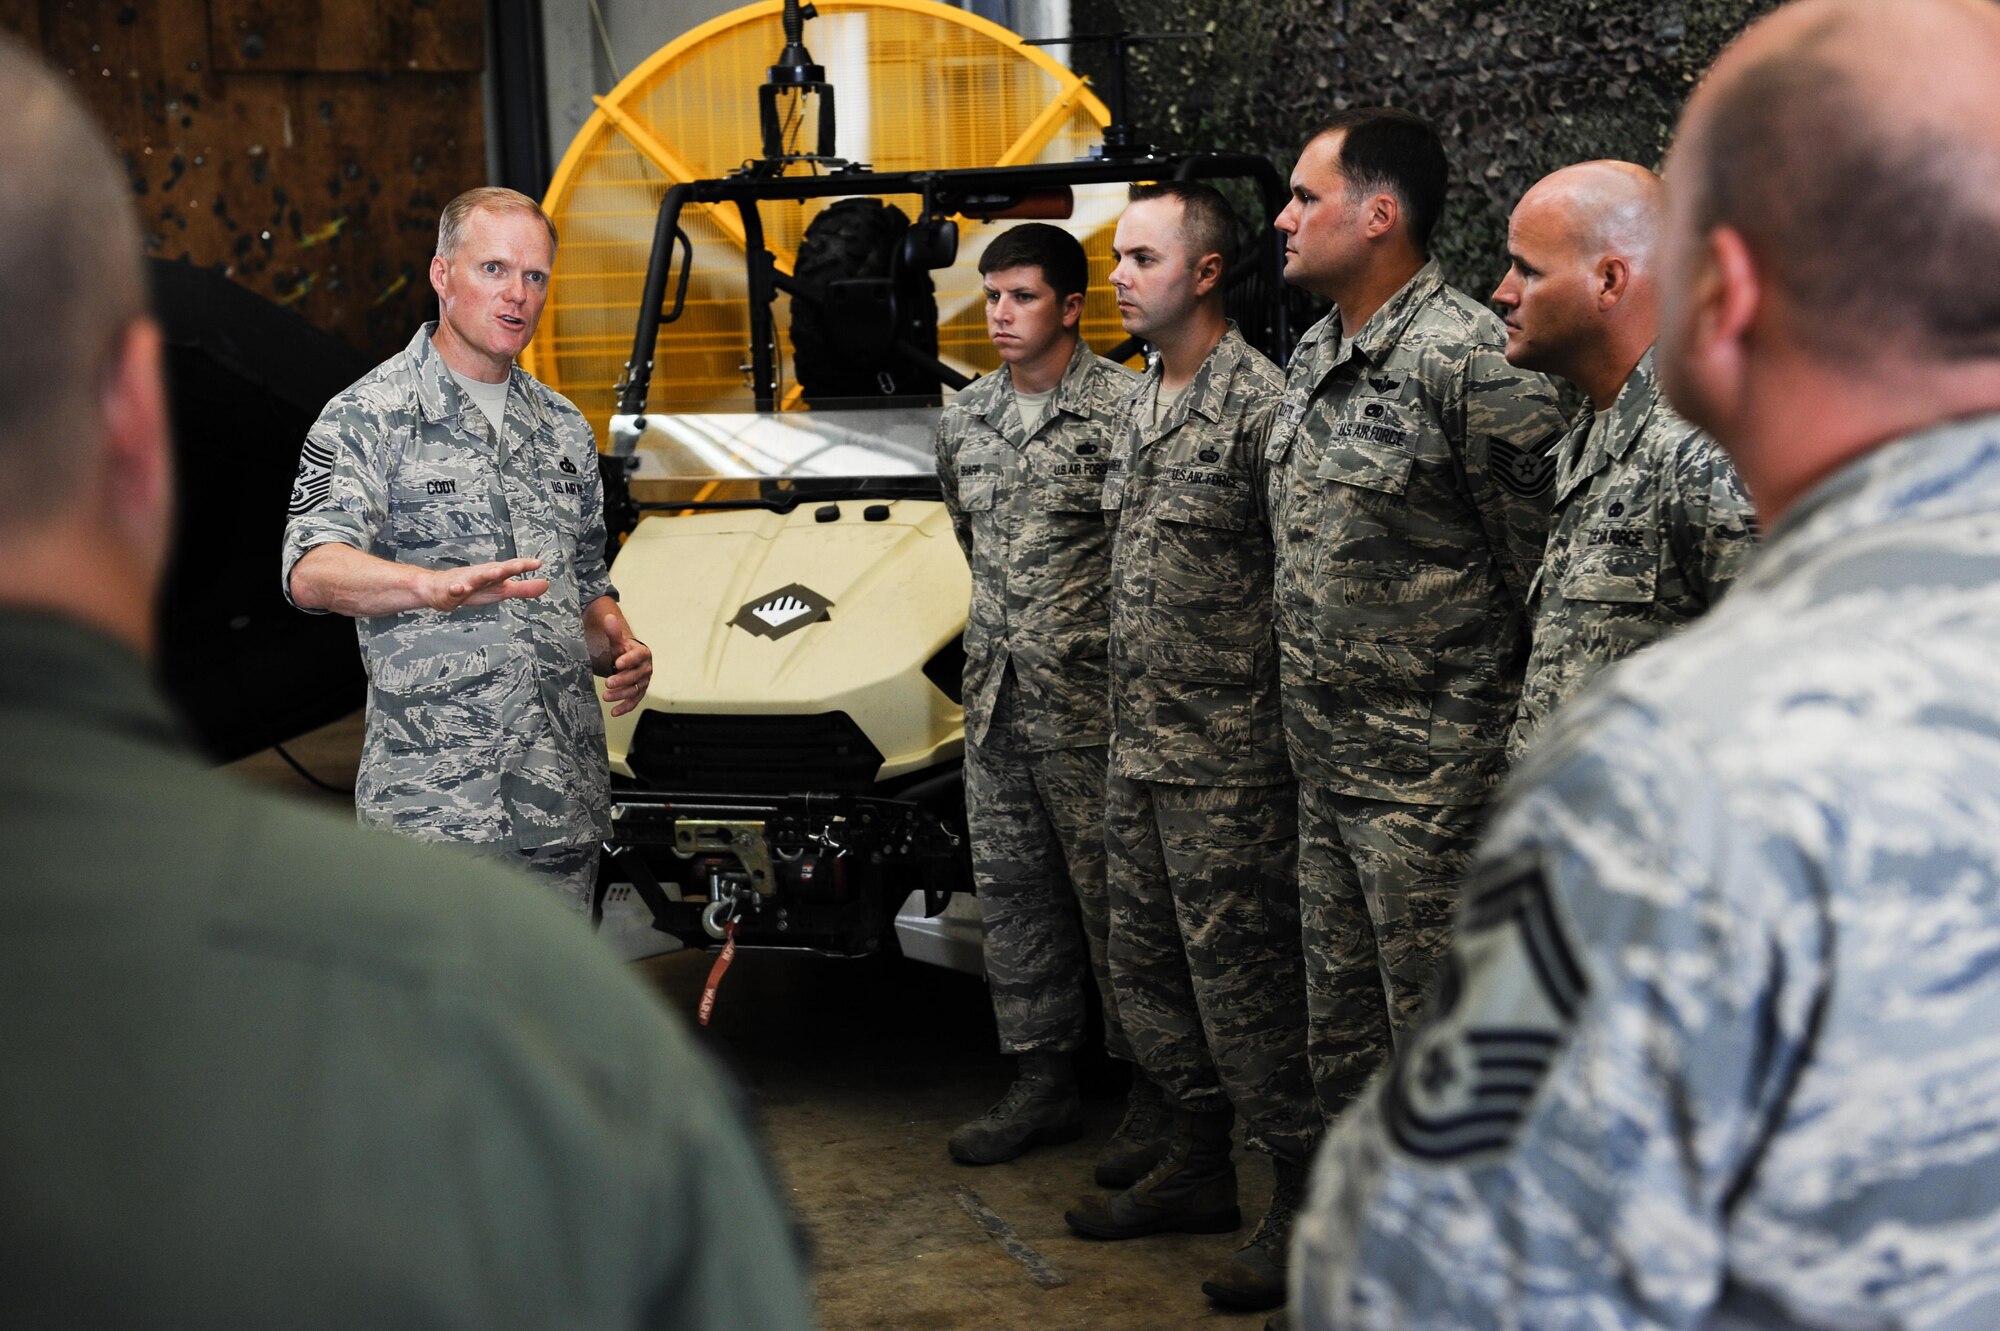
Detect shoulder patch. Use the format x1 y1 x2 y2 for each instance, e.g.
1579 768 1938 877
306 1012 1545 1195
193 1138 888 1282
1381 854 1586 1165
1491 430 1561 498
288 435 336 516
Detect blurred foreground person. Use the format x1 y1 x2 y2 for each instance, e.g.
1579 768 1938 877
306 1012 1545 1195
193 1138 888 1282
1491 160 1756 756
1296 1 2000 1327
0 38 814 1331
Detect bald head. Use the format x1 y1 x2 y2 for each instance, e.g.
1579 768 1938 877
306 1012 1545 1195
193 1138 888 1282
0 37 147 528
1518 161 1663 273
1492 160 1665 406
1675 0 2000 363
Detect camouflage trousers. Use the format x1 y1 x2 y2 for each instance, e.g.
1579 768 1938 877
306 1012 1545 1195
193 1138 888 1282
464 840 601 917
1106 774 1318 1165
1298 782 1483 1121
964 693 1128 1060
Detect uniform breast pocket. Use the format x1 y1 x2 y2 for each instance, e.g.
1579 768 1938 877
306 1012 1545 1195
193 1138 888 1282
1560 523 1660 603
386 466 504 563
1311 401 1418 577
959 475 1000 513
1150 480 1257 611
1045 477 1105 516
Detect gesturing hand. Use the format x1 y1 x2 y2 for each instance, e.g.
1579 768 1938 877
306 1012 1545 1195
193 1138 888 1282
594 609 654 717
421 558 551 612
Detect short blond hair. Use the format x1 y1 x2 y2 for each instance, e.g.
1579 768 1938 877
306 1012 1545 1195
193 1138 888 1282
436 187 558 258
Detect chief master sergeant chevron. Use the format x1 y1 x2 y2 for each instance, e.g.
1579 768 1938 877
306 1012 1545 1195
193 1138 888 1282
282 188 652 914
1294 0 2000 1326
1265 108 1568 1129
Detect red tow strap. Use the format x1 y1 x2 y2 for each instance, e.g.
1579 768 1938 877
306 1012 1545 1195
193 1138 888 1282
697 919 738 1027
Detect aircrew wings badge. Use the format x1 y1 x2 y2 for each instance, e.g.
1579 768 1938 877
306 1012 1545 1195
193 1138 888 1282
1381 854 1587 1165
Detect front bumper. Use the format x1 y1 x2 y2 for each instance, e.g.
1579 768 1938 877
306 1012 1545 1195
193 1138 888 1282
601 788 965 958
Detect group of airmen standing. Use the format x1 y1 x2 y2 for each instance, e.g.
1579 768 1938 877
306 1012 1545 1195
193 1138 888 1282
933 102 1757 1324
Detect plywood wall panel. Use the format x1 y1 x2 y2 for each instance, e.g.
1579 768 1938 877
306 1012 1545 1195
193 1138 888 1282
23 0 486 361
210 0 483 73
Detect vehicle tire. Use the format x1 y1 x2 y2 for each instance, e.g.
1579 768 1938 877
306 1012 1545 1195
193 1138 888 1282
790 198 941 407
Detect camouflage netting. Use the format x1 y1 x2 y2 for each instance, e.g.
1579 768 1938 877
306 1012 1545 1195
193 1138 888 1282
1071 0 1782 307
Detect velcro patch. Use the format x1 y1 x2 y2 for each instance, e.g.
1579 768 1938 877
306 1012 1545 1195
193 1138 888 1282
1381 855 1586 1165
288 436 335 516
1490 431 1560 498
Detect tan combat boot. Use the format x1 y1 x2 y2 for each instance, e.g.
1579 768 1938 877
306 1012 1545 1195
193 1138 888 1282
1063 1104 1240 1238
1092 1072 1173 1188
1200 1154 1307 1310
947 1050 1083 1165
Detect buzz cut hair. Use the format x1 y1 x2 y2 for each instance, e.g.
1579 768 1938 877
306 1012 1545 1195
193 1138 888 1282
0 36 148 526
978 222 1090 302
1126 180 1237 277
437 186 559 259
1312 108 1450 255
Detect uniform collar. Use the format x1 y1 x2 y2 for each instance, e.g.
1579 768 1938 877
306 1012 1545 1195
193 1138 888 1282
1133 321 1247 433
0 611 187 753
1297 260 1445 385
1556 346 1664 501
1741 412 2000 590
1347 260 1445 363
409 323 550 435
969 336 1095 441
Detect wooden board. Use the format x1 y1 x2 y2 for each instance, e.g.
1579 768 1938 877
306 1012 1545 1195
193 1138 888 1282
209 0 483 74
32 0 486 361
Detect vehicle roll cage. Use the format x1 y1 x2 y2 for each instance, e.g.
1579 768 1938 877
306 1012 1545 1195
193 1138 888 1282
613 151 1297 421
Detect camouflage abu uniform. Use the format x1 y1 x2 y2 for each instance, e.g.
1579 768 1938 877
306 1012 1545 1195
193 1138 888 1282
1103 324 1318 1165
1295 415 2000 1331
936 337 1138 1058
281 324 613 910
1265 261 1567 1118
1507 347 1757 757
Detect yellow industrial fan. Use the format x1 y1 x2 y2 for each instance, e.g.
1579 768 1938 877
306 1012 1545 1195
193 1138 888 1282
524 0 1124 444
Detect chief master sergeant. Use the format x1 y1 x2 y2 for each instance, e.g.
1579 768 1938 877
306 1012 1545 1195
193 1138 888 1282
934 223 1161 1178
282 187 652 913
1266 108 1567 1124
1295 0 2000 1325
1490 159 1756 756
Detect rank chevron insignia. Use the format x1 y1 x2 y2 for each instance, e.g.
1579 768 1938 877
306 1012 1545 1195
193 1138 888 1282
730 583 834 640
1380 854 1587 1164
287 436 335 516
1491 429 1561 498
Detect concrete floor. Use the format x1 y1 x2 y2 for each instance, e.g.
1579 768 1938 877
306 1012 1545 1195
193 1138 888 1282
230 715 1275 1330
